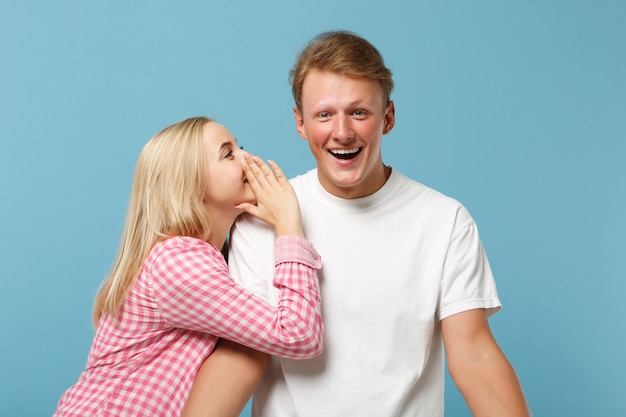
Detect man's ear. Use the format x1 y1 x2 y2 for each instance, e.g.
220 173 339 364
383 101 396 134
293 106 307 140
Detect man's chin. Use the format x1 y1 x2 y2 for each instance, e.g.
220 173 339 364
320 169 361 187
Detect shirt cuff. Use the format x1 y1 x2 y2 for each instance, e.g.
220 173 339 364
274 236 322 269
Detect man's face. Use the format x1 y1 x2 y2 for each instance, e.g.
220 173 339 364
294 69 395 199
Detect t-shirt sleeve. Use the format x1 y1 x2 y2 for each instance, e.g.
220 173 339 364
228 214 278 303
438 206 502 320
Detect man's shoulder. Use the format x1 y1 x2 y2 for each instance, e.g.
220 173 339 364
289 169 316 188
392 170 462 209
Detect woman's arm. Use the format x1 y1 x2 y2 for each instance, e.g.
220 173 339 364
182 339 269 417
150 236 323 359
151 155 323 359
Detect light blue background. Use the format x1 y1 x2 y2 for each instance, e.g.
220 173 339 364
1 1 624 416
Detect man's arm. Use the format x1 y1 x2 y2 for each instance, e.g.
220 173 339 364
441 308 531 417
182 340 269 417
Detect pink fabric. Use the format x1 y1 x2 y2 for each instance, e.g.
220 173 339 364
53 235 322 416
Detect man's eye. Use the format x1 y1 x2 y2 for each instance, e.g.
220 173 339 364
353 110 367 117
317 112 330 119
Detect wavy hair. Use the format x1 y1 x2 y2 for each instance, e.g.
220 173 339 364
289 30 394 111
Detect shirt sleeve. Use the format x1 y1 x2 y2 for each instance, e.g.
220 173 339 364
146 236 323 359
438 205 502 320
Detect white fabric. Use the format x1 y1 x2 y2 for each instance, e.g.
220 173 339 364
228 168 501 417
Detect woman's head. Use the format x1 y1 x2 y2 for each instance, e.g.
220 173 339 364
289 30 394 111
132 116 212 242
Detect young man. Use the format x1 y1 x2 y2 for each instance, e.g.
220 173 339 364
201 30 531 417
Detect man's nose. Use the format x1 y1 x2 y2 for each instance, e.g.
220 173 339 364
334 115 354 141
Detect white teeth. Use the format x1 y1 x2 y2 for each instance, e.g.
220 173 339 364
330 148 360 155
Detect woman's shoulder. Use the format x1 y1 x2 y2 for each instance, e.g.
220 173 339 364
149 236 219 261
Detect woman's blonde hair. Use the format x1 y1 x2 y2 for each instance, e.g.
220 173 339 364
93 116 212 326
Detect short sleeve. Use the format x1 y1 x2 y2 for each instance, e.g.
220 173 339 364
438 206 501 320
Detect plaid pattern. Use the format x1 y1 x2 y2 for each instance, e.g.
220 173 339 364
53 235 322 416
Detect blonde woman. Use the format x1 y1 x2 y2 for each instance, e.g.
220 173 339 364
53 117 323 417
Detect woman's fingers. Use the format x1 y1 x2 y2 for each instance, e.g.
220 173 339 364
236 201 258 217
243 155 281 190
267 160 287 184
238 155 302 236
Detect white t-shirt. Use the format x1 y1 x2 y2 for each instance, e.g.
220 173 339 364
228 168 501 417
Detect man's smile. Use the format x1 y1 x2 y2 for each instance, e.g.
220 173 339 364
329 147 362 160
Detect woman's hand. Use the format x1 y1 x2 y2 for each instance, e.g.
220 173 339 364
237 155 304 237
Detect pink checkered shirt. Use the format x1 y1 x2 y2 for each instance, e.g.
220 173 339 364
53 235 322 416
